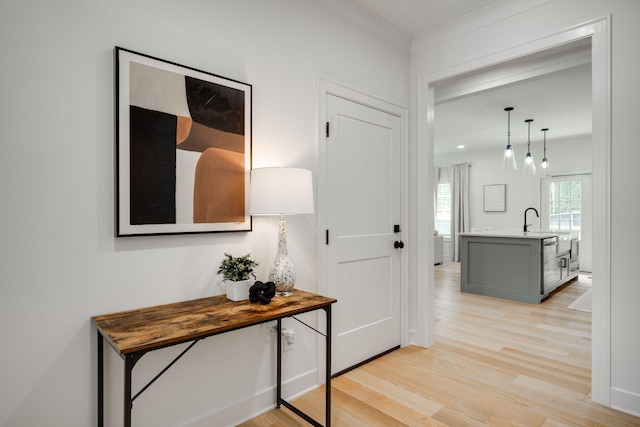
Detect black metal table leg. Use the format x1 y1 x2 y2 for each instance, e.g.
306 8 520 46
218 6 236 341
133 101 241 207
325 305 332 427
276 318 282 408
98 333 104 427
124 354 134 427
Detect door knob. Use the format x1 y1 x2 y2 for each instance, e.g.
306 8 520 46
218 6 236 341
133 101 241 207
394 240 404 249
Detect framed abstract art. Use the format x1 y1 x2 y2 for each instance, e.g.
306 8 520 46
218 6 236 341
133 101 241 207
115 47 252 236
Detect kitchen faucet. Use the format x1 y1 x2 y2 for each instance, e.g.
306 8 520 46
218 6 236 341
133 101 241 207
524 207 539 232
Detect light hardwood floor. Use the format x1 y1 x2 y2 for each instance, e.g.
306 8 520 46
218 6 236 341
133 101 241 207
241 263 640 426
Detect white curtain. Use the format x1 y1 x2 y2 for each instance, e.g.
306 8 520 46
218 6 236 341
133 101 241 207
434 167 441 221
448 163 470 261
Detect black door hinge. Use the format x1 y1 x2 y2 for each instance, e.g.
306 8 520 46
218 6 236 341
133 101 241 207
326 122 330 138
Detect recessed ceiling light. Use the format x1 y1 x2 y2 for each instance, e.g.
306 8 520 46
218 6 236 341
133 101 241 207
457 145 465 149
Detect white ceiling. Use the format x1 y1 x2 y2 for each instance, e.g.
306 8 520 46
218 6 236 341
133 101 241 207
434 63 592 158
349 0 593 159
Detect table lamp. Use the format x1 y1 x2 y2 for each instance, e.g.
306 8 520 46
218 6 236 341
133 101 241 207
249 167 314 296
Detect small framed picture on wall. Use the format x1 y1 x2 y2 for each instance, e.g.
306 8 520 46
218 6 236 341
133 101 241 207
484 184 506 212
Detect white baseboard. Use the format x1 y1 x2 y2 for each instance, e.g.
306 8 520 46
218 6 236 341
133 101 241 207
407 328 418 346
611 387 640 418
185 369 319 427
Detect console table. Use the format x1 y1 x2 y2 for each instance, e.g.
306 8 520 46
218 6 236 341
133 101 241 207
92 290 336 426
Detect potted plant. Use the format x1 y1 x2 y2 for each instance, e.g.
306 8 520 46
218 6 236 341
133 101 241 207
218 253 259 301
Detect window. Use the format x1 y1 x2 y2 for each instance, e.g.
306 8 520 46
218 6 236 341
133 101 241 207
548 179 581 233
435 181 451 236
541 174 590 271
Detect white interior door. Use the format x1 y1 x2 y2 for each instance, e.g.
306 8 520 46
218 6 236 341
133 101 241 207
325 93 402 375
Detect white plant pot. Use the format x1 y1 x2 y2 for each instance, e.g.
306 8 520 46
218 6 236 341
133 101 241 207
226 279 253 301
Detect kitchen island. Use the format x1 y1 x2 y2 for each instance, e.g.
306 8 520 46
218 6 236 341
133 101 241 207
459 230 578 304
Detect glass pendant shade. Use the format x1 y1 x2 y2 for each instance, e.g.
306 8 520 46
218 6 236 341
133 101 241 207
502 107 517 170
503 144 517 170
523 119 536 175
540 128 550 177
540 158 549 177
523 152 537 175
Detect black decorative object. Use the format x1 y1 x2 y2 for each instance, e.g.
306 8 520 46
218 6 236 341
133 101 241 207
249 281 277 304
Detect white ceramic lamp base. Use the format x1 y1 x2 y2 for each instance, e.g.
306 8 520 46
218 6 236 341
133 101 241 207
269 217 296 296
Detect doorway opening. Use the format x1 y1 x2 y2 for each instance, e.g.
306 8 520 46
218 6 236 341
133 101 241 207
416 17 611 405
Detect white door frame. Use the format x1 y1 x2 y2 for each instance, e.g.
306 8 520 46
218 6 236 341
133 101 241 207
415 17 612 405
317 79 410 374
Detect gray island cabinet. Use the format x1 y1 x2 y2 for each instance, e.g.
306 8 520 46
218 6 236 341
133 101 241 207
459 230 578 304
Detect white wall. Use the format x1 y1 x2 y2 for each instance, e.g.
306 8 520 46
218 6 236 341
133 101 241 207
414 0 640 416
0 1 409 425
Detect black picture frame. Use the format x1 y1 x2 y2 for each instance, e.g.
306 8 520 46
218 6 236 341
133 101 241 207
115 47 252 236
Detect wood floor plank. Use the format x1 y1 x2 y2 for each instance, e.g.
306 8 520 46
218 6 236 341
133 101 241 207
240 263 640 426
343 368 443 416
333 375 436 425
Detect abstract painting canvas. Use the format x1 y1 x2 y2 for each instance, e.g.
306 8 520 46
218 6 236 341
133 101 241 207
115 47 252 236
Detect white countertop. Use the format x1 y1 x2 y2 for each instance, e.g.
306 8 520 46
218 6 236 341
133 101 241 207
459 229 563 239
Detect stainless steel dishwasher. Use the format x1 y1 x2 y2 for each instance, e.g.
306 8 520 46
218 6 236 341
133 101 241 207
542 237 560 295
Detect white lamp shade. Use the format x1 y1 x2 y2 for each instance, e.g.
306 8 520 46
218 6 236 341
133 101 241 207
250 167 314 215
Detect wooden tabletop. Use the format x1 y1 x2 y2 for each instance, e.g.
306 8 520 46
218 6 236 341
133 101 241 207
92 290 336 355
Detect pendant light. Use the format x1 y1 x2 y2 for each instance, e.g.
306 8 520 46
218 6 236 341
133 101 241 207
502 107 517 170
523 119 536 175
540 128 550 177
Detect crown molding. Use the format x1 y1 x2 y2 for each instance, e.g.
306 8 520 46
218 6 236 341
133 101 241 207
411 0 554 53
